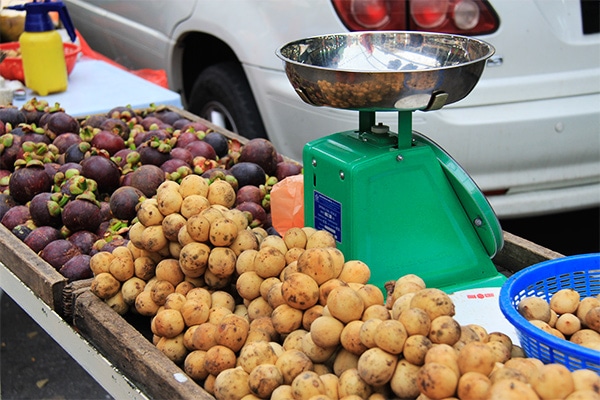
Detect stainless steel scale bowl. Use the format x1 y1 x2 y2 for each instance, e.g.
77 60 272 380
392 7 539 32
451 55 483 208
276 32 505 292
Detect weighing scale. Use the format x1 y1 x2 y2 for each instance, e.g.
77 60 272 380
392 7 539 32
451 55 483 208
276 32 506 293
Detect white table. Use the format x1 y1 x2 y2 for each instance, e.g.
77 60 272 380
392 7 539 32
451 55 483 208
11 57 182 116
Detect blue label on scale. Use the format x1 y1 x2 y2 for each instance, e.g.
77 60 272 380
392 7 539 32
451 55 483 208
314 191 342 243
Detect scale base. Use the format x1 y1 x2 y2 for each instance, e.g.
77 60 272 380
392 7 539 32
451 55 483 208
303 129 506 293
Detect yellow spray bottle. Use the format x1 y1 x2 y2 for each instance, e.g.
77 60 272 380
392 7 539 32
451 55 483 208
8 0 77 96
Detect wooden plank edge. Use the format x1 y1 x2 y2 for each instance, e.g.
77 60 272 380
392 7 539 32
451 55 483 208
494 230 565 273
0 223 67 311
73 290 214 400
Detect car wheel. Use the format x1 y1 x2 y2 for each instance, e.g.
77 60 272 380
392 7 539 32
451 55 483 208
188 62 267 139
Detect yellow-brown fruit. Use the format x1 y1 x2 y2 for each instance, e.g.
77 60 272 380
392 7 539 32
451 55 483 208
301 332 337 363
457 341 496 376
572 368 600 392
179 174 209 198
203 344 237 376
156 334 187 364
338 260 371 284
152 309 185 338
550 288 581 314
207 179 236 208
556 313 582 336
531 363 575 400
429 315 462 345
90 272 121 300
390 359 421 399
281 272 320 310
301 304 324 331
361 304 391 321
410 288 455 320
291 371 326 400
150 279 175 306
283 227 308 249
355 284 385 309
399 307 431 337
137 200 164 226
585 306 600 332
337 368 373 399
134 290 160 316
424 343 460 378
487 378 539 400
238 340 279 374
179 194 211 219
140 225 168 252
178 242 211 278
357 347 398 387
305 230 336 249
296 247 336 285
248 363 284 399
213 366 251 399
155 258 184 287
374 319 408 355
276 349 314 385
209 217 238 247
121 277 147 305
457 371 492 400
156 187 183 216
254 246 286 279
318 278 348 306
236 271 264 301
180 299 210 326
340 320 368 355
229 229 259 256
417 362 459 400
186 214 211 243
310 315 345 348
271 304 303 335
183 350 209 381
578 297 600 325
207 246 237 278
89 251 113 275
518 296 552 322
327 285 365 323
402 334 432 366
190 322 218 351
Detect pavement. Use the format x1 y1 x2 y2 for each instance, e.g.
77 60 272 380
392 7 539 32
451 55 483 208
0 206 598 399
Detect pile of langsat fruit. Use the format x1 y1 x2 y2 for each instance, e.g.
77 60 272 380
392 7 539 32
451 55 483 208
88 177 600 400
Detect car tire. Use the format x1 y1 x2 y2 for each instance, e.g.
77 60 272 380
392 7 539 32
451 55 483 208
188 62 267 139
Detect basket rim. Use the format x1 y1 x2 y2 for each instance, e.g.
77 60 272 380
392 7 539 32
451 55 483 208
499 253 600 366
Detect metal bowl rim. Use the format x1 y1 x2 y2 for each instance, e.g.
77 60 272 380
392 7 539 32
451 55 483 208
275 30 496 74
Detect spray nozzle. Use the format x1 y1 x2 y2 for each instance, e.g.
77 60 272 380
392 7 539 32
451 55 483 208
8 0 77 42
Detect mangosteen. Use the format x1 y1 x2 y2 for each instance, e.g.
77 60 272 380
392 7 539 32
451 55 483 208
52 132 82 153
43 111 80 137
24 226 63 253
140 116 169 130
186 140 217 160
228 162 266 188
138 141 172 166
80 155 121 195
180 121 210 133
112 149 135 168
59 254 93 282
12 223 34 241
153 110 182 126
8 162 53 204
170 147 193 166
109 186 144 222
62 197 103 233
203 132 229 158
175 131 200 148
39 239 82 270
64 142 91 164
0 193 17 220
81 114 108 129
91 130 126 155
67 230 99 254
236 185 263 205
100 117 130 140
172 118 192 130
128 164 165 197
0 205 31 230
134 129 170 148
57 162 83 175
238 138 279 176
107 106 137 121
236 201 267 227
160 158 189 174
0 134 22 171
29 192 63 228
0 106 27 127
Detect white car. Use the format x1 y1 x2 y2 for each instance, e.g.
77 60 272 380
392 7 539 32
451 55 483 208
63 0 600 218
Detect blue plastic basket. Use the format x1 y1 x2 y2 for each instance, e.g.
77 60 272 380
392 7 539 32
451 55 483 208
499 253 600 373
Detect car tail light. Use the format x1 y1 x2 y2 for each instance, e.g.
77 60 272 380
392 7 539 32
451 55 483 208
331 0 499 35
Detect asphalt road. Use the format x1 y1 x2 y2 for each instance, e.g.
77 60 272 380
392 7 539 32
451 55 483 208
1 206 599 399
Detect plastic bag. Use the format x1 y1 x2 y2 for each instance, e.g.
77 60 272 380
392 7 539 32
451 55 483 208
270 175 304 236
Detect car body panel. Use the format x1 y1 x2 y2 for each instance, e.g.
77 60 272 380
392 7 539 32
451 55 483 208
63 0 600 218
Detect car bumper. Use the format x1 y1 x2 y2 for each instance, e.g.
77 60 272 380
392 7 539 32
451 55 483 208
246 65 600 218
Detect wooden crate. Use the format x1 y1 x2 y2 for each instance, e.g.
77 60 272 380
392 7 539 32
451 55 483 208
70 231 564 400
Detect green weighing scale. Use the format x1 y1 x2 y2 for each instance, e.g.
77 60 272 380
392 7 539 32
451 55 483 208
276 32 506 293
